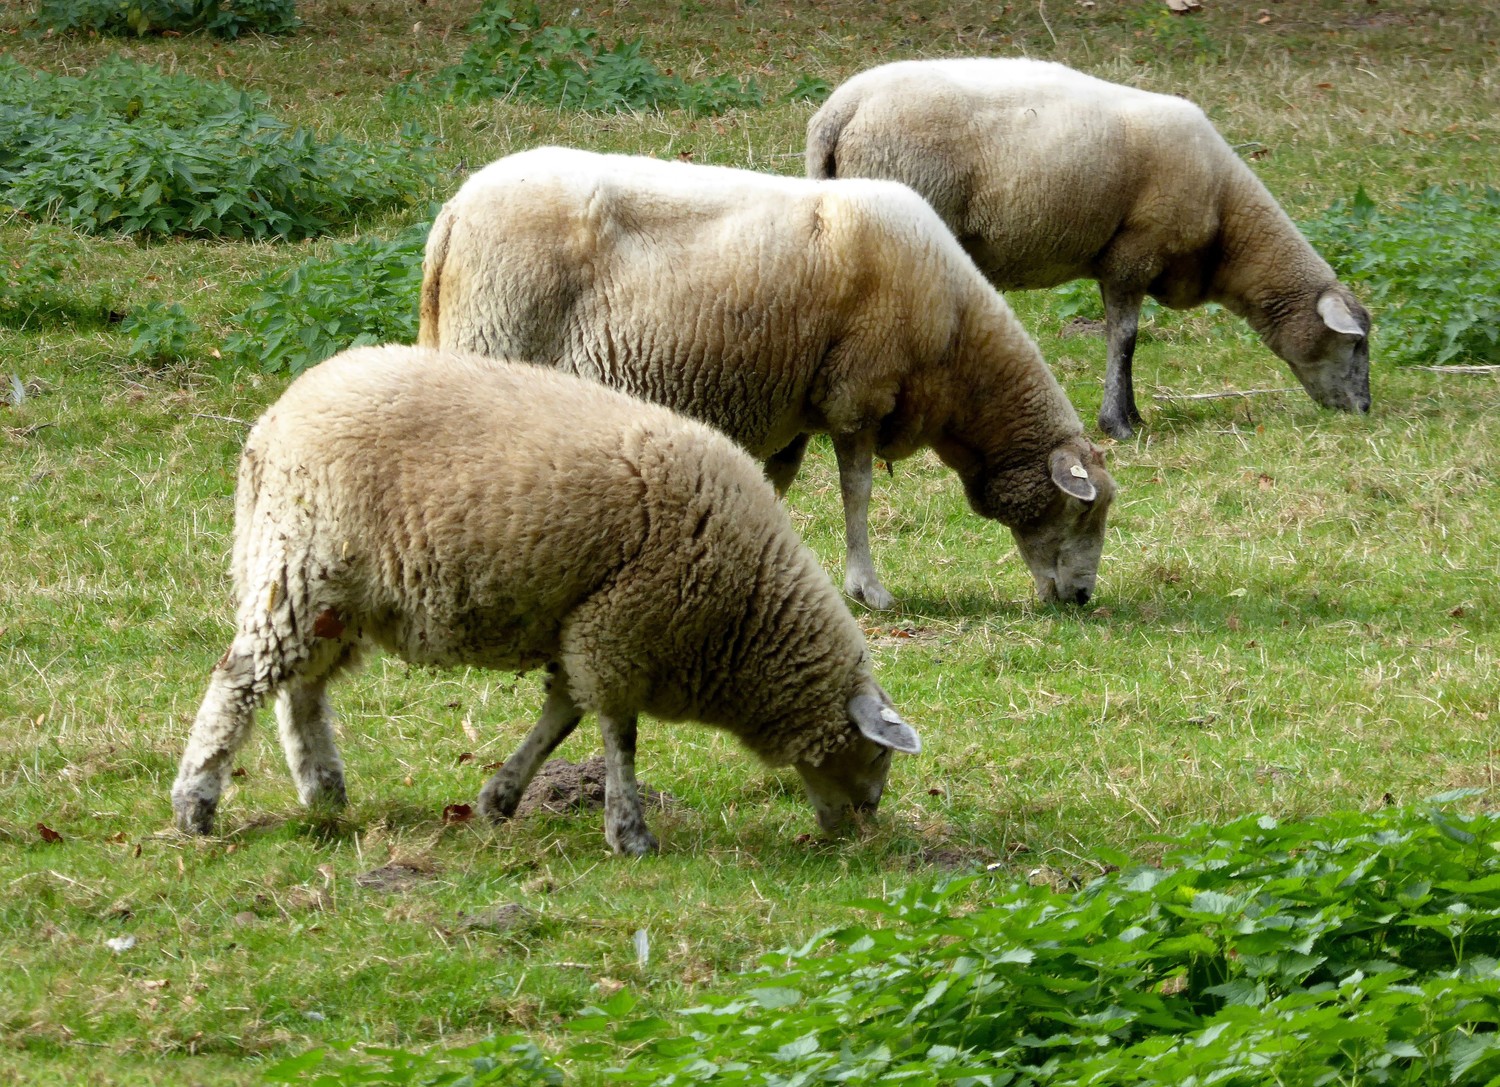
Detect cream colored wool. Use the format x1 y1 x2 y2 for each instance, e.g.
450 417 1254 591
807 58 1371 439
171 345 919 855
419 146 1114 610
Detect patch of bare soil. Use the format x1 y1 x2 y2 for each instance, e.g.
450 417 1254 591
514 755 678 819
1059 316 1107 339
355 863 434 893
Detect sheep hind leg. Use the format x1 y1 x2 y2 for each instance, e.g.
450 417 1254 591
275 640 360 814
1098 283 1146 440
832 430 895 610
172 634 292 835
477 666 582 822
600 712 658 856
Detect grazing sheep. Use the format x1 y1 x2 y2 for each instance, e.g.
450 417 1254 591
170 345 921 855
419 146 1115 610
807 58 1372 439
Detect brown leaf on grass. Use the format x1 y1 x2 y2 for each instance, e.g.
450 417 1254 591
442 803 474 824
456 752 475 765
231 767 247 778
107 831 128 844
1450 606 1467 618
36 823 62 844
482 761 504 771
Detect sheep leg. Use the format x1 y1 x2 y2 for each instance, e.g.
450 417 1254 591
171 637 284 835
600 712 658 856
1098 283 1146 440
763 433 811 496
832 431 895 610
477 670 582 821
274 642 357 813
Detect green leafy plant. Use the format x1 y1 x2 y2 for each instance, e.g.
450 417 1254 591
0 57 430 240
0 218 87 327
32 0 299 39
422 0 762 115
266 801 1500 1086
121 301 201 365
1302 185 1500 366
224 220 428 375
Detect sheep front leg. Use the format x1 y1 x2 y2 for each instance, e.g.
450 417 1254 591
1098 283 1146 440
832 430 895 610
600 712 658 856
477 669 582 821
172 642 269 835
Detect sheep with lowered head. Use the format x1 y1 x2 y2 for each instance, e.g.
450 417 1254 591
170 345 921 855
807 58 1372 439
419 146 1115 610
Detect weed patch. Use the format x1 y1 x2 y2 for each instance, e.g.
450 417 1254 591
223 220 428 374
419 0 762 115
1303 185 1500 366
31 0 300 39
0 57 430 241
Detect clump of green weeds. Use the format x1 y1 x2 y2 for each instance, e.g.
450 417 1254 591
0 217 89 326
121 301 201 366
31 0 299 39
1302 185 1500 366
421 0 762 115
224 220 428 374
0 57 430 240
268 799 1500 1085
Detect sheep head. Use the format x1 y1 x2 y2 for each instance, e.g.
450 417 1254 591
1006 439 1115 606
795 683 920 835
1262 285 1372 415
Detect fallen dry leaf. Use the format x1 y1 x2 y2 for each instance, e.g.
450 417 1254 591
36 823 62 844
443 803 475 824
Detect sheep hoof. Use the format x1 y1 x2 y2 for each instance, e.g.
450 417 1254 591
172 794 218 836
476 779 521 823
845 578 896 611
1097 412 1135 441
607 821 659 857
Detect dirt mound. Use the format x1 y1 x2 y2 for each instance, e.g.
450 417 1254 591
514 755 678 819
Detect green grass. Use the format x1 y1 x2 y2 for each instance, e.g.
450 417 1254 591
2 1 1499 1083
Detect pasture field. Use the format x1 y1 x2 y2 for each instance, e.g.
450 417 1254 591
1 1 1498 1082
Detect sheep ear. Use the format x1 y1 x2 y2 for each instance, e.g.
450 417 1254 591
1317 291 1365 337
848 695 921 754
1049 448 1098 503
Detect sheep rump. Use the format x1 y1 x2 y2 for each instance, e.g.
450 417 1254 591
170 345 919 855
807 58 1371 439
419 146 1115 610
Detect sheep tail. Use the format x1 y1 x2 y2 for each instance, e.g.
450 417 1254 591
805 95 861 180
417 205 455 349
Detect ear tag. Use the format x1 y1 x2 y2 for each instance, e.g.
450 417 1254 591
1069 464 1089 479
880 707 904 725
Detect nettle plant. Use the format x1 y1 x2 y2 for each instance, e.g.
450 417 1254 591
223 220 429 375
421 0 763 115
32 0 299 39
1302 185 1500 367
269 800 1500 1086
0 57 430 241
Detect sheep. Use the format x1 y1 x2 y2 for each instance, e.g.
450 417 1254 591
418 146 1115 611
169 344 921 855
806 58 1372 439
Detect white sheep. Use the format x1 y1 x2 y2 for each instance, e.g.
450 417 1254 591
419 146 1115 611
170 345 921 855
806 58 1372 439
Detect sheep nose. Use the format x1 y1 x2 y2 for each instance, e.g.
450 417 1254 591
1072 586 1092 606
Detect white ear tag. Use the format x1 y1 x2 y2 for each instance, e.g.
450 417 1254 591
880 707 904 724
1070 464 1089 479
